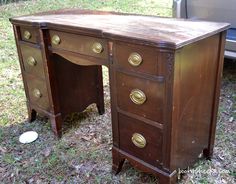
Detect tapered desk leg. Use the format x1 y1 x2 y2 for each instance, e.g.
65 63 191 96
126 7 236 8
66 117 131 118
203 148 213 160
158 176 177 184
50 113 63 138
112 147 125 174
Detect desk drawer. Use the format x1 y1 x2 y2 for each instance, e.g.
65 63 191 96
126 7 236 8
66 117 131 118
114 42 160 76
116 72 164 123
49 30 108 60
20 44 45 79
25 74 50 111
119 113 163 165
20 27 38 44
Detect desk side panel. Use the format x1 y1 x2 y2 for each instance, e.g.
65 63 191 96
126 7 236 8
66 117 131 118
170 33 224 170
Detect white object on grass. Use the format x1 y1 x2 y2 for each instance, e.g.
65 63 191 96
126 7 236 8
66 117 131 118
19 131 38 144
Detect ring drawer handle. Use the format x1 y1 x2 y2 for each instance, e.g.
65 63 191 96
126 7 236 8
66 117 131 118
27 56 37 66
130 89 146 105
128 52 142 66
33 89 42 98
132 133 146 148
24 30 31 40
92 42 103 54
51 35 61 45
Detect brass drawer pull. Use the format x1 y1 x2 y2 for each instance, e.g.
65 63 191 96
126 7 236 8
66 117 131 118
27 56 37 66
132 133 146 148
92 42 103 54
128 52 142 66
24 30 31 40
130 89 146 105
33 89 42 98
51 35 61 45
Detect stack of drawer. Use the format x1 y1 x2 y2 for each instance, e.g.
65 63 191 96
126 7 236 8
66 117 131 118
18 27 50 113
15 24 108 136
112 41 168 167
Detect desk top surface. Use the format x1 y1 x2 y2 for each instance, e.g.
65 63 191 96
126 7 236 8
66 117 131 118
10 9 230 49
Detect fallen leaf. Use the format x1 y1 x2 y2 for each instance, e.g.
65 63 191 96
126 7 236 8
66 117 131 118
0 146 7 153
42 148 51 157
81 135 92 141
0 167 6 173
36 179 43 184
28 178 34 183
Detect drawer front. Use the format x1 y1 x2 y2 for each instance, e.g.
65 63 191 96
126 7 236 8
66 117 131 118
119 113 163 165
49 30 108 59
20 27 38 43
25 74 50 111
113 42 159 75
116 72 164 123
20 44 45 79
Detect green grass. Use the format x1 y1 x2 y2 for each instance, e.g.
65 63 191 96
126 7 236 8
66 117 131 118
0 0 235 184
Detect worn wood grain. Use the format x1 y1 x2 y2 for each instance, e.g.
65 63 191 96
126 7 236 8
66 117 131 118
10 9 230 49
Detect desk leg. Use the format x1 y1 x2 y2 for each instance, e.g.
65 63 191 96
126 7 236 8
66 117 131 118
158 175 177 184
27 102 37 122
50 113 62 138
96 66 105 115
112 147 125 174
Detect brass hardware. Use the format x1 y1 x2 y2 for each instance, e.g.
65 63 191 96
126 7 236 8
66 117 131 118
24 30 31 40
130 89 146 105
51 35 61 45
92 42 103 54
27 56 37 66
132 133 146 148
128 52 142 66
33 89 42 98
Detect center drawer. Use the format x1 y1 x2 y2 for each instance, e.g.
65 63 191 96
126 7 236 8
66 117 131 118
116 71 165 123
119 113 163 166
49 30 108 60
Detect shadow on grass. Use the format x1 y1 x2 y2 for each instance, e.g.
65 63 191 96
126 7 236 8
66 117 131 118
223 58 236 82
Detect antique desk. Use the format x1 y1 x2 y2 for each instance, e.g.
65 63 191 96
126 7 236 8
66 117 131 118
10 9 229 183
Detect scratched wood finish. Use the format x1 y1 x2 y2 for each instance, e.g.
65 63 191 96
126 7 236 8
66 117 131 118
10 9 229 49
10 9 229 184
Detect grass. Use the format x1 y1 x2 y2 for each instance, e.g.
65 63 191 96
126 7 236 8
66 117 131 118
0 0 235 183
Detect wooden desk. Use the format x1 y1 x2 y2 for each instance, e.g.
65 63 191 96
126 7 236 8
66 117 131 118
10 9 229 183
